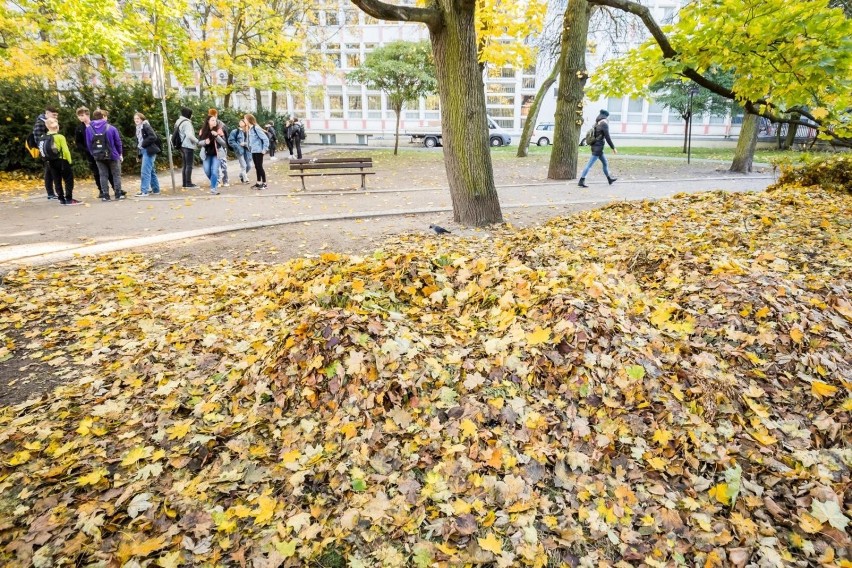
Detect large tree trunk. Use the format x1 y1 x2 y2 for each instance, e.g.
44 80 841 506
730 112 759 173
429 1 502 225
548 0 592 180
254 87 263 112
517 56 562 157
271 91 278 113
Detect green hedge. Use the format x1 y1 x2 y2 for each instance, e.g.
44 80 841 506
0 79 290 177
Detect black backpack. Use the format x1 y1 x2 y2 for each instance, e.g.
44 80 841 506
25 131 40 159
38 134 61 161
171 126 183 149
298 124 306 141
90 128 111 160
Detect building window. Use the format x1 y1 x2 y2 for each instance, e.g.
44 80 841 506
367 94 382 118
487 95 514 106
357 134 369 145
493 118 513 128
347 94 363 118
128 56 144 73
328 87 343 118
291 93 305 116
487 83 515 94
346 53 361 68
364 43 377 52
647 100 664 123
321 133 337 145
500 67 516 79
521 77 536 90
523 64 536 76
520 95 534 117
487 107 514 118
309 88 324 119
626 98 643 123
325 10 339 26
607 97 623 122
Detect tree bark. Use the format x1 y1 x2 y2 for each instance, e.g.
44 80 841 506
430 1 502 225
254 87 263 112
351 0 502 225
271 91 278 114
548 0 592 180
730 112 759 173
393 103 402 155
783 113 799 149
517 54 561 157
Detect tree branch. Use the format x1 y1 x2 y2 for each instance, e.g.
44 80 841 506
349 0 441 29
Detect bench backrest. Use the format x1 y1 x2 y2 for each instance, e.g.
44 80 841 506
290 157 372 171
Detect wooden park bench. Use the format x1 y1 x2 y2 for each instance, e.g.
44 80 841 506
289 157 374 191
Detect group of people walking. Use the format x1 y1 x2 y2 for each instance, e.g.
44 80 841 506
32 104 307 203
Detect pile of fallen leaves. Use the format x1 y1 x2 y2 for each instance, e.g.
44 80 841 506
775 154 852 195
0 180 850 567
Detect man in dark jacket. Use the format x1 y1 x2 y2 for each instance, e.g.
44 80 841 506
75 107 114 199
578 109 618 188
34 106 59 199
287 118 303 159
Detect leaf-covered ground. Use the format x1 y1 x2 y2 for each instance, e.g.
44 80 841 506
0 180 850 567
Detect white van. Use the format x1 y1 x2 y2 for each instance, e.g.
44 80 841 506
532 123 555 146
408 116 512 148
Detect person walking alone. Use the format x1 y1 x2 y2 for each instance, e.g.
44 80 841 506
245 114 269 189
174 107 199 189
578 109 618 188
287 117 304 160
283 118 295 159
199 115 225 195
133 112 162 196
228 119 252 184
85 109 125 201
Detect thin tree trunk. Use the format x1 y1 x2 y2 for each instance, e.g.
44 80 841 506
730 112 759 173
271 91 278 113
517 55 562 157
393 104 402 155
548 0 592 180
254 87 263 112
430 1 502 225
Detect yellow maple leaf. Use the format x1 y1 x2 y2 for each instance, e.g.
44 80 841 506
646 456 667 470
8 451 31 466
167 421 192 440
811 381 837 399
799 512 823 534
351 279 365 294
749 429 777 446
77 468 108 486
121 446 152 467
339 423 358 439
119 535 167 560
253 495 277 525
460 418 478 440
478 532 504 555
525 326 551 346
652 428 673 447
709 483 730 505
790 327 804 343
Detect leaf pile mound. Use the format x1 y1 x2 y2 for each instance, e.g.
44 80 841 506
774 155 852 195
1 183 850 567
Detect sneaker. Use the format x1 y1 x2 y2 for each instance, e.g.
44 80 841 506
47 195 58 200
118 192 127 200
58 199 67 205
289 155 294 160
135 192 149 197
151 190 161 194
253 183 262 189
185 184 199 189
210 189 220 195
101 196 111 202
261 183 268 189
221 183 230 188
66 199 81 205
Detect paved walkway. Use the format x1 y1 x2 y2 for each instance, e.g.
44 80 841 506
0 155 774 269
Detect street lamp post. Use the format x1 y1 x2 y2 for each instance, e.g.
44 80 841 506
687 85 699 164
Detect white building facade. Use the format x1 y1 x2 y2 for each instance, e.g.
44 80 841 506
232 1 743 145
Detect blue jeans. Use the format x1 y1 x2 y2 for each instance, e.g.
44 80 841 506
202 154 219 189
237 150 251 180
580 153 611 179
140 152 160 194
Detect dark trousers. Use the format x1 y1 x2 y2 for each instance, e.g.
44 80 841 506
181 147 195 187
47 159 74 202
96 159 123 198
87 154 113 196
292 138 302 159
43 162 54 197
252 153 266 183
285 138 294 156
268 140 276 157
